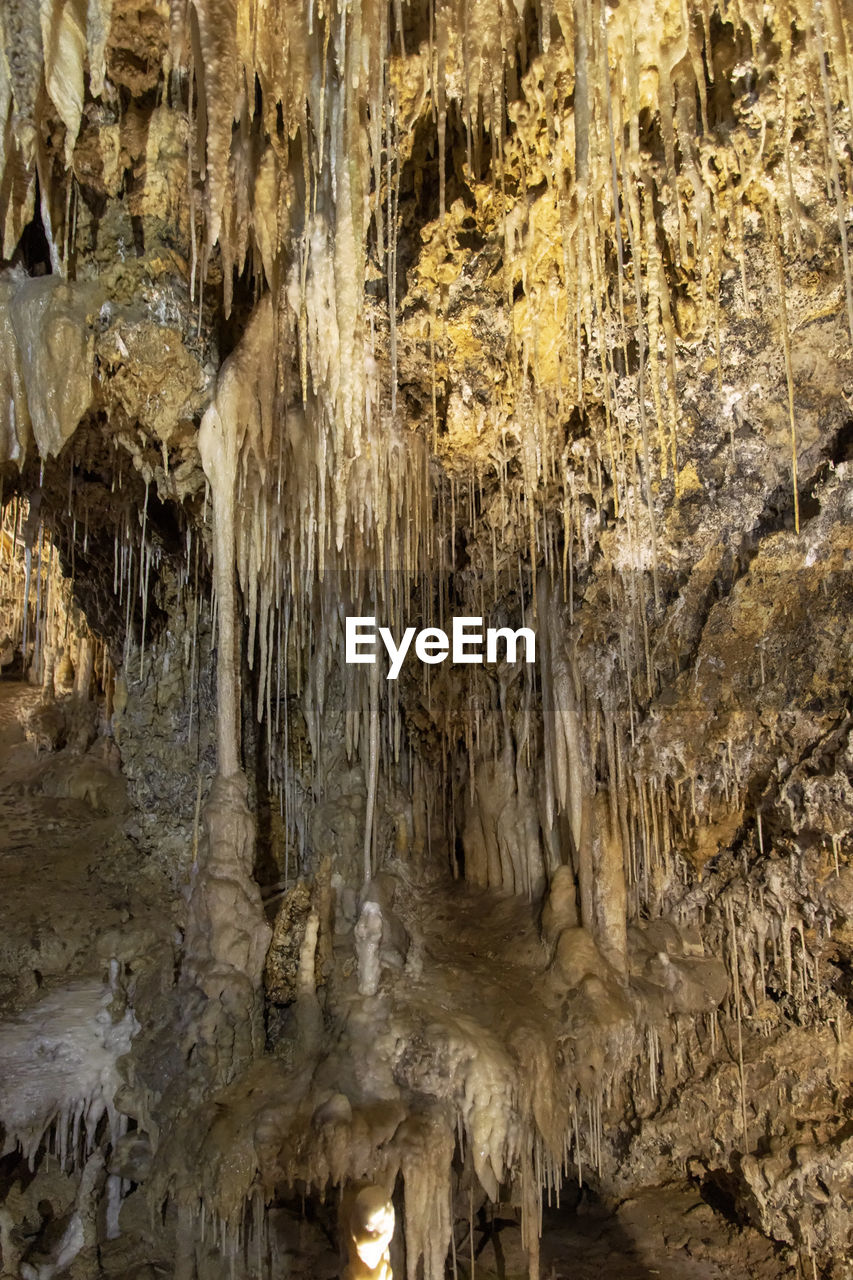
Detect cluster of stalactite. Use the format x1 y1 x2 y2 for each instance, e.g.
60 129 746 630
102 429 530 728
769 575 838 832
0 496 104 704
0 0 849 862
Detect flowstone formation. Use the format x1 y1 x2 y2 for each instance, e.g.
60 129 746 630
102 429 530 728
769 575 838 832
0 0 852 1276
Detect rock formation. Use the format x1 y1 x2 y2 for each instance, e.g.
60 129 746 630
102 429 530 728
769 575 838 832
0 0 851 1275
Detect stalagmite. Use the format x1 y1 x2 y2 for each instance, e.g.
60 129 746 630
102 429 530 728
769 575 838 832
355 901 383 996
74 635 94 701
591 791 628 974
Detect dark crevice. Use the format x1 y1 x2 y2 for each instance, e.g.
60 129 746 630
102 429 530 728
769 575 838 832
9 178 52 277
828 417 853 464
696 1169 742 1226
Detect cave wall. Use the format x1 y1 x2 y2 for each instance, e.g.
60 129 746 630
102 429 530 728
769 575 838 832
0 0 852 1276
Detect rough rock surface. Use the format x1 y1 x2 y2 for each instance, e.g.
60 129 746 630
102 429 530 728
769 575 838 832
0 0 852 1276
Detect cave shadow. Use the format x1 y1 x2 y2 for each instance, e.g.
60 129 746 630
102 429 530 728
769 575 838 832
448 1183 665 1280
542 1201 660 1279
536 1187 668 1280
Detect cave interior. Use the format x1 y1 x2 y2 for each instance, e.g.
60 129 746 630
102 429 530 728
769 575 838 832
0 0 853 1276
